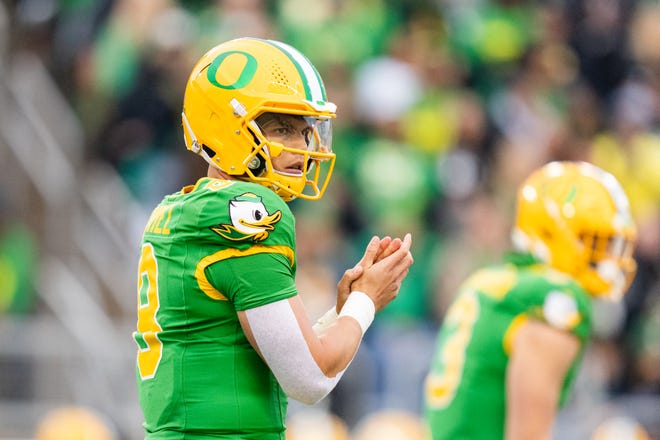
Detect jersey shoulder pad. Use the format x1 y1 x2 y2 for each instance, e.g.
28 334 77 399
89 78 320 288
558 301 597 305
516 268 592 336
194 178 294 245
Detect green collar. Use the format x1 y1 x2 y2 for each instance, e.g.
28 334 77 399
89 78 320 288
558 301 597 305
504 251 541 266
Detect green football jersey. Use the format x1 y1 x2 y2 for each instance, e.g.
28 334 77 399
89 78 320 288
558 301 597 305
133 177 299 439
425 253 593 440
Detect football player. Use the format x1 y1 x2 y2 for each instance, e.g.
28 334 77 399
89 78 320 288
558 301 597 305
133 37 414 439
424 161 637 439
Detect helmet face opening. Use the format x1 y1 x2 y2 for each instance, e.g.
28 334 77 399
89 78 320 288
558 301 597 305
181 37 337 201
581 233 635 267
513 161 638 299
244 112 335 201
253 113 333 159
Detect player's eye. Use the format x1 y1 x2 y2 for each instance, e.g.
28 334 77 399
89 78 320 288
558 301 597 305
302 127 313 146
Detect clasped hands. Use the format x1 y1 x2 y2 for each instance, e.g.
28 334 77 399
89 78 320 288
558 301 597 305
336 234 414 313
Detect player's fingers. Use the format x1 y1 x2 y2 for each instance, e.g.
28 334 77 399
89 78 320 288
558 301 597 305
395 251 414 273
376 240 413 271
375 236 393 260
379 237 402 260
394 268 409 289
379 251 413 285
389 233 413 269
357 236 380 268
385 267 409 300
338 265 363 292
387 278 403 295
401 233 412 252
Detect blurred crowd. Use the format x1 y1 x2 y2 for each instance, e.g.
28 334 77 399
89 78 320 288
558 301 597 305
1 0 660 438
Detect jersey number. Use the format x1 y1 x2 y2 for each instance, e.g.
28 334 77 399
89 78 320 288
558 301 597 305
425 289 479 408
134 243 163 380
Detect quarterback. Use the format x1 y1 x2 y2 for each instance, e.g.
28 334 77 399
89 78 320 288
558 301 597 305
425 161 637 439
133 37 413 439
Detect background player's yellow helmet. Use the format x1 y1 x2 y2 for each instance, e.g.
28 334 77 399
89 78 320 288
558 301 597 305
182 37 336 202
35 406 116 440
512 161 637 300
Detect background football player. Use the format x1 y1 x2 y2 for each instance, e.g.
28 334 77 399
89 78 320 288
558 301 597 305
424 161 637 440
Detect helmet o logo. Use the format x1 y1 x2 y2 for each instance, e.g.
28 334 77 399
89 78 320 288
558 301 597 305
207 50 258 90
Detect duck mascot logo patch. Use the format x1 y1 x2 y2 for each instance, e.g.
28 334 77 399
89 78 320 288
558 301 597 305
211 193 282 242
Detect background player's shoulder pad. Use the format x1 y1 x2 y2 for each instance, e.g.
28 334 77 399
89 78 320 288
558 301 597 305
464 265 518 300
541 290 581 330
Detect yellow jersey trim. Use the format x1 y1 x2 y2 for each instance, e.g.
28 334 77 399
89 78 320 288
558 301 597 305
503 314 529 355
195 245 295 300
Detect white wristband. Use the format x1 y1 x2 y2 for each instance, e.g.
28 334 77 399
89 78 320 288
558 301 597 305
339 291 375 335
312 306 339 333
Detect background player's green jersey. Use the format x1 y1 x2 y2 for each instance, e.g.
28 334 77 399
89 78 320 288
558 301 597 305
133 177 299 439
424 252 593 440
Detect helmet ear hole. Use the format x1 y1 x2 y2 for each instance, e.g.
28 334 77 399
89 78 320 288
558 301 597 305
247 152 266 176
539 228 553 241
202 145 216 158
247 156 261 170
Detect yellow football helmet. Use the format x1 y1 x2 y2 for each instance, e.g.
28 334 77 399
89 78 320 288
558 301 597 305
512 161 637 299
35 406 116 440
182 37 337 202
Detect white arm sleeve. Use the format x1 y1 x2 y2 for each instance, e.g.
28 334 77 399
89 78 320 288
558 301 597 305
245 298 346 405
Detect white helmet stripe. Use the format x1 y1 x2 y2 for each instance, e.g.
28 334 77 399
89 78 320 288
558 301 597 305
578 162 632 220
267 39 327 104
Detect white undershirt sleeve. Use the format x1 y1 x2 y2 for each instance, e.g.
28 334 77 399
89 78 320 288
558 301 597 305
245 298 345 405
